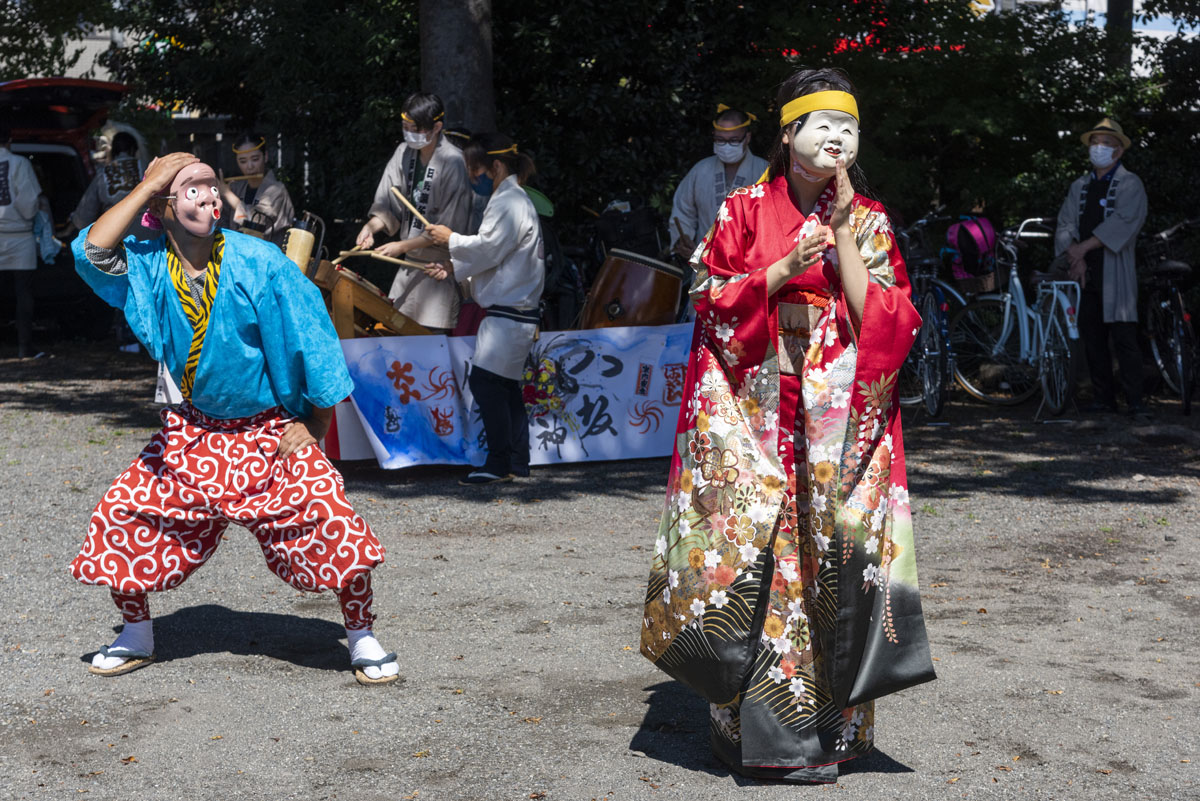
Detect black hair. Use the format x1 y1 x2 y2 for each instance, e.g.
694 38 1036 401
714 108 752 133
401 93 446 131
111 131 138 157
463 132 536 185
767 67 878 201
443 127 472 151
233 131 268 153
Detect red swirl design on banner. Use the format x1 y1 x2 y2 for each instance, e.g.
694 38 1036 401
71 405 384 597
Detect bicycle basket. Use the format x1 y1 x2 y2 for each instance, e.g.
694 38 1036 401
954 270 999 295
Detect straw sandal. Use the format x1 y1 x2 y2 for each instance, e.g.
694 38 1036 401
87 645 156 677
352 652 400 686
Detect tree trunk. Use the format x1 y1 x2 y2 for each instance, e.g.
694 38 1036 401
1106 0 1134 74
419 0 495 133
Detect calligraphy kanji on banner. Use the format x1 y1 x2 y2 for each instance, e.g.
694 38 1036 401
338 324 694 469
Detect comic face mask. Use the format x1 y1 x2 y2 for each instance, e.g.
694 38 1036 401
788 109 859 180
168 163 222 237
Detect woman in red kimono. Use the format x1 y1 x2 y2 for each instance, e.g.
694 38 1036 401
640 68 935 782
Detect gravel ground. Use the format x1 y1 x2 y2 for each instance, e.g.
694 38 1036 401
0 342 1197 801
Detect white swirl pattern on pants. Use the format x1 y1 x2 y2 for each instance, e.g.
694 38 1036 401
71 404 384 596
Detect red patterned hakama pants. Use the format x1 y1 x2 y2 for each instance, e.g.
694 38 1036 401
72 403 384 630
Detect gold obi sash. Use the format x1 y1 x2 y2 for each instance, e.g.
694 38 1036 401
777 289 831 376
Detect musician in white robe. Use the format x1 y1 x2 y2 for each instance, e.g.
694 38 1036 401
425 133 544 484
218 133 295 246
0 118 43 357
357 93 472 333
68 132 145 239
668 105 767 258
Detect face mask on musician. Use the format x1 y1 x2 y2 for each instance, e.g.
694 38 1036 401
470 172 494 197
788 109 859 180
713 140 746 165
169 164 222 237
404 130 431 149
1089 144 1117 168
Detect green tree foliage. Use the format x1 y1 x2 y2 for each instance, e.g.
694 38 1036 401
100 0 419 233
491 0 1193 237
53 0 1200 254
0 0 110 79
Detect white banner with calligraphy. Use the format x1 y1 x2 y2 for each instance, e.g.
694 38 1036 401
336 324 694 469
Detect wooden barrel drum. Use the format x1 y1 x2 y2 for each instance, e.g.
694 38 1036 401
580 248 683 328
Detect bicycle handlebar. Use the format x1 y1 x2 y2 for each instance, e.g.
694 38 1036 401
1152 217 1200 241
998 217 1054 244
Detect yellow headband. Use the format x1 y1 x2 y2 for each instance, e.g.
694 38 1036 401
232 137 265 154
486 144 518 156
779 91 860 128
713 103 757 131
401 111 445 124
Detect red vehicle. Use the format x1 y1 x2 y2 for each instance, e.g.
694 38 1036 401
1 78 128 340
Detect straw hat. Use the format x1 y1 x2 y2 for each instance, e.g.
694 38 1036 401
1080 118 1131 149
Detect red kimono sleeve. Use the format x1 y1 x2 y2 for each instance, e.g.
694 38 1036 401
690 193 778 377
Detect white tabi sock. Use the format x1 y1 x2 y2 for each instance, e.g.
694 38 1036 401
346 628 399 680
92 619 154 670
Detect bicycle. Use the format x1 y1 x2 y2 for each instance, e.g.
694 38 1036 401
949 218 1081 416
895 212 966 417
1141 218 1199 414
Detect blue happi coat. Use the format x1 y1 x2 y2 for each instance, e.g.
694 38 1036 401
74 227 352 419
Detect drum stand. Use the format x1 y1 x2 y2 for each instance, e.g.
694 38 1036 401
307 259 430 338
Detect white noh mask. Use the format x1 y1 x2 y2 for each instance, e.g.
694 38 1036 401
788 109 859 180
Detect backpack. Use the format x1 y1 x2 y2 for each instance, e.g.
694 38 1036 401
945 216 997 279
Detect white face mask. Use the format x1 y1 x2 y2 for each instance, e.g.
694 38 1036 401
1089 144 1116 168
404 130 431 149
788 109 860 179
713 140 746 165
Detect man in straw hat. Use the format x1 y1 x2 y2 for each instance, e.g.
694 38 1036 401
669 104 768 259
1055 117 1149 419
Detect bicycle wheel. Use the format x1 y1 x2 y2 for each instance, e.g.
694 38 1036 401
897 289 927 408
950 298 1038 404
1039 312 1075 415
1148 292 1182 394
1171 292 1197 415
898 336 924 408
919 291 948 416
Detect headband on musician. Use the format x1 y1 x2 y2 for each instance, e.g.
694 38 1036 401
232 137 265 154
401 111 445 124
713 103 757 131
486 144 518 156
779 91 860 127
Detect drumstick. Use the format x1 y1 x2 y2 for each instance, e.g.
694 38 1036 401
673 218 696 248
390 186 432 229
331 244 363 266
336 250 428 271
224 173 265 183
371 252 429 271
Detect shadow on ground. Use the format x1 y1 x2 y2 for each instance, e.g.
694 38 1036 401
902 394 1200 507
8 340 1200 508
631 680 914 784
79 604 349 672
0 342 162 431
338 457 671 506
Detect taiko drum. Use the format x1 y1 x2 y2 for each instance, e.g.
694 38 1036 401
580 248 683 329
